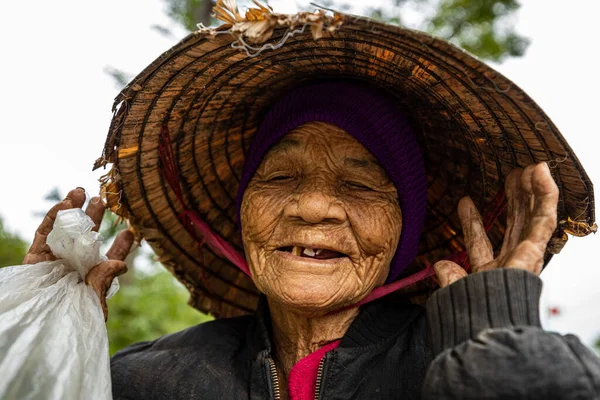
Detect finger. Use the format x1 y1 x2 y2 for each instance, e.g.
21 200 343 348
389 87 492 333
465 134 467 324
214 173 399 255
506 240 545 275
511 163 536 247
520 164 536 215
85 196 106 232
24 188 87 263
105 229 135 261
85 260 128 321
524 162 559 248
100 298 108 321
434 260 468 288
458 196 494 272
500 168 528 258
22 251 56 265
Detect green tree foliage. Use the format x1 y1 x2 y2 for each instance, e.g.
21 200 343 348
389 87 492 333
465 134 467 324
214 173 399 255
0 216 28 268
106 263 212 355
165 0 215 29
158 0 528 62
7 188 213 354
427 0 528 61
98 210 213 355
333 0 529 62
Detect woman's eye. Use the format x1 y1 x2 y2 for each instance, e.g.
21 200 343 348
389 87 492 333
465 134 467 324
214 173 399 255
267 175 293 182
345 181 372 191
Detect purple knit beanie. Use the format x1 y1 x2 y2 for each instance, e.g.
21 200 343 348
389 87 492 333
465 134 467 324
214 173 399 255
236 81 427 283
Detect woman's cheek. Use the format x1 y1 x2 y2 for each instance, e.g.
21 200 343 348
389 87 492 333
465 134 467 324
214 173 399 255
241 187 290 247
350 200 402 257
243 189 273 233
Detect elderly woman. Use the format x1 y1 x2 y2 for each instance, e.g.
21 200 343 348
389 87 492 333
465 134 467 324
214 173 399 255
26 2 600 399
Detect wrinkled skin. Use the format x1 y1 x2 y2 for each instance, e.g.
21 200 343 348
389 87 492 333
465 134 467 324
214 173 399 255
27 121 558 400
23 188 133 321
240 121 403 390
240 121 403 315
238 121 559 393
435 162 559 288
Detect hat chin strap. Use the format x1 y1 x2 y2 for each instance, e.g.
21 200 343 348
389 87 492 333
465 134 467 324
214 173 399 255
339 188 507 310
158 125 251 277
350 188 507 308
159 124 506 311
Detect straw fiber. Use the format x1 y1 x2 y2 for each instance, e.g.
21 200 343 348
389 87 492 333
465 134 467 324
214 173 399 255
95 9 595 318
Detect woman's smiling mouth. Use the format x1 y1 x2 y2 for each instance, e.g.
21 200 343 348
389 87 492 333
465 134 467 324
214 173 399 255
277 246 350 260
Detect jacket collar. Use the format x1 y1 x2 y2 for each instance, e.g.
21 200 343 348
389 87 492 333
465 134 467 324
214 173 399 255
247 293 425 355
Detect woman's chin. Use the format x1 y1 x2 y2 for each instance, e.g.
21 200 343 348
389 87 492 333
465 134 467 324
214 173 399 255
264 274 361 315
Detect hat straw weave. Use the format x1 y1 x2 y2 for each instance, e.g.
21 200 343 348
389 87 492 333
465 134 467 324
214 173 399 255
95 2 595 318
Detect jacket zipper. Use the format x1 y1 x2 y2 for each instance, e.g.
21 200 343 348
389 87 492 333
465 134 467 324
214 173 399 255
268 355 328 400
268 358 281 400
313 357 326 400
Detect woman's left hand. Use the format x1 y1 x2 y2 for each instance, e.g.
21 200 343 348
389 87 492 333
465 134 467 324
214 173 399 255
434 162 559 288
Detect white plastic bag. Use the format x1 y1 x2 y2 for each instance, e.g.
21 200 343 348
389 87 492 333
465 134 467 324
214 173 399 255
0 208 118 400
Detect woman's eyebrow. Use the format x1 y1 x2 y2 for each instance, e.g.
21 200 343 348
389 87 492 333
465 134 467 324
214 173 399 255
271 138 301 152
343 157 390 180
343 157 378 170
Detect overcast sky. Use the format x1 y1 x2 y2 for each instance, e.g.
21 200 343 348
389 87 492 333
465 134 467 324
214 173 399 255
0 0 598 348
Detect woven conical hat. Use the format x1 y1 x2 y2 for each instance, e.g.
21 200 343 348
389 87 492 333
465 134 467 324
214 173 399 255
95 2 595 318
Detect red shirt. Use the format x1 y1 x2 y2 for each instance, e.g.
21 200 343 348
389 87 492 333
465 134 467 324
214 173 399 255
288 340 341 400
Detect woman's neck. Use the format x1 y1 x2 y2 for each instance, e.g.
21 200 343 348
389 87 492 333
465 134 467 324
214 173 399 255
267 299 359 379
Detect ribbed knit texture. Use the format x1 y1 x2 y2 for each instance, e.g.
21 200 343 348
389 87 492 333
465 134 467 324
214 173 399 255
426 268 543 355
236 81 427 282
340 293 424 347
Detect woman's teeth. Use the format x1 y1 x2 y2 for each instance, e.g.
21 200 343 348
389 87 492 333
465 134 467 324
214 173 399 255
302 247 323 257
291 246 323 257
282 246 344 259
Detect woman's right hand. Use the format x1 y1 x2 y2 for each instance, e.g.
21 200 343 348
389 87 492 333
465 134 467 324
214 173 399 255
23 187 134 320
433 163 559 288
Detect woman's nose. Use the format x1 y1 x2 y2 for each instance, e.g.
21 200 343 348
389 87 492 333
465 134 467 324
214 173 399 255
284 190 347 224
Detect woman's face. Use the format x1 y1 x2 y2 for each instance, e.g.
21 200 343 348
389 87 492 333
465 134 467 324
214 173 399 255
241 121 402 315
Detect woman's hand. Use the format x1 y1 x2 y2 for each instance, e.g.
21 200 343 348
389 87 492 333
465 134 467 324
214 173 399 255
23 187 134 320
434 162 559 288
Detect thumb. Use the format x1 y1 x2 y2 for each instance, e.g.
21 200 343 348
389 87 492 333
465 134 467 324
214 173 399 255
434 260 467 288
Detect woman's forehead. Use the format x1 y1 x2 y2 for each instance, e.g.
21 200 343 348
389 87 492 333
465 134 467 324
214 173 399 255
260 121 392 182
267 122 377 161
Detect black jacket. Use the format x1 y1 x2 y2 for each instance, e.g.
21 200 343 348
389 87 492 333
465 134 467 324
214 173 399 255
111 269 600 399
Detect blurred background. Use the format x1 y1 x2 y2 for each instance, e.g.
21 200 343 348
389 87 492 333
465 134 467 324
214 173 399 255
0 0 598 355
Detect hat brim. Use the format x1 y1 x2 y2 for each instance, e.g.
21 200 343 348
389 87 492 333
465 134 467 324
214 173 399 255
96 13 595 318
